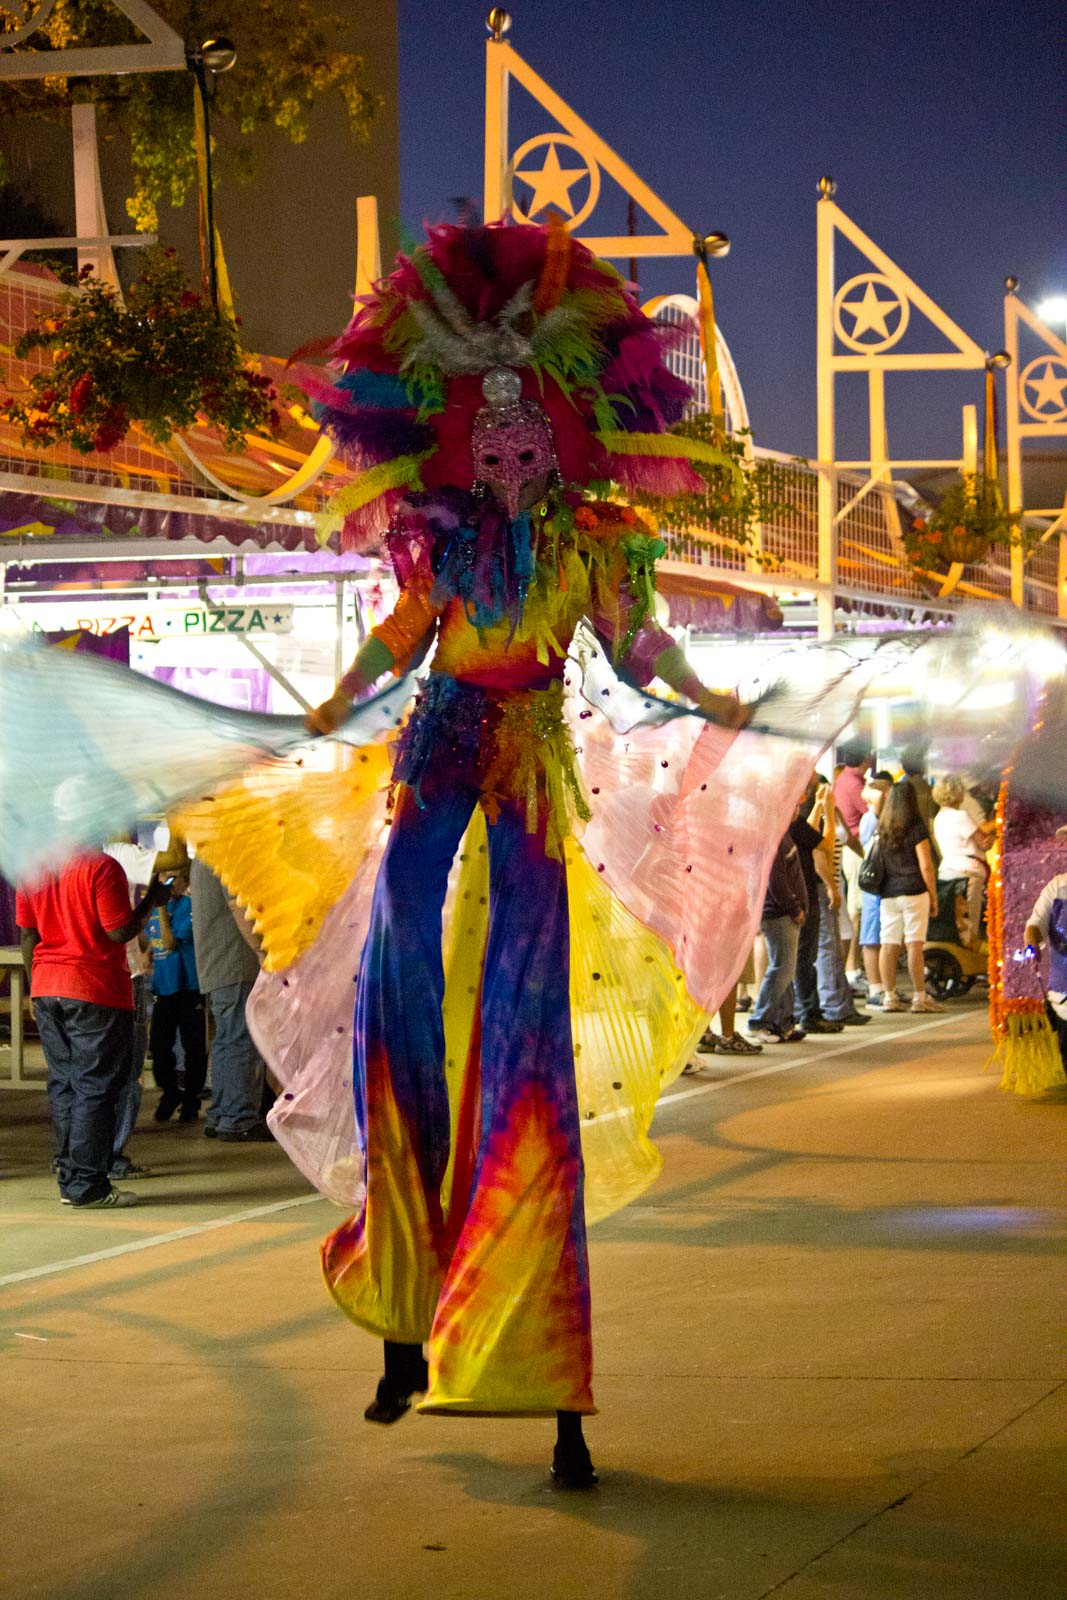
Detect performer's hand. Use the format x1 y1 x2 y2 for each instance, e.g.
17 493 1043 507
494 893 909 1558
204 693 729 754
695 686 750 730
305 689 353 737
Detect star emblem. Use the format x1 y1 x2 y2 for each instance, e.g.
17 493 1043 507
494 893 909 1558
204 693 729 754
514 140 590 220
837 276 906 344
1021 357 1067 421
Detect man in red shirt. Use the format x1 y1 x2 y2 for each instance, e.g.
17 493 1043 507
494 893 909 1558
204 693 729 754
17 852 167 1208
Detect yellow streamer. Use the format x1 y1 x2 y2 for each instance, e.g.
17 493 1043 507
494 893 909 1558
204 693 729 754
695 251 725 437
192 89 235 323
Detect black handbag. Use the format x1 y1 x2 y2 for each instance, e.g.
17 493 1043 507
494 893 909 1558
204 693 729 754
857 834 887 895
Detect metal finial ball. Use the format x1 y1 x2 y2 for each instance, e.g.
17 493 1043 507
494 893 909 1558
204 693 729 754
481 367 523 408
699 232 730 259
200 36 236 73
1004 275 1019 294
486 8 512 38
987 350 1011 370
818 175 837 199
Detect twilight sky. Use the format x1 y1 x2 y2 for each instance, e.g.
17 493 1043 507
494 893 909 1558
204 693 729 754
396 0 1065 463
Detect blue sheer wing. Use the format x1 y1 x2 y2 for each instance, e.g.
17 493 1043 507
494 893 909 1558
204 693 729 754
0 638 413 883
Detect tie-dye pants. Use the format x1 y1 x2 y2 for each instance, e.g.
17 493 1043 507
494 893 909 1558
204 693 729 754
321 766 594 1416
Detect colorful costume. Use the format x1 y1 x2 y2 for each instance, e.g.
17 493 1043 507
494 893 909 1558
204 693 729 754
290 220 747 1416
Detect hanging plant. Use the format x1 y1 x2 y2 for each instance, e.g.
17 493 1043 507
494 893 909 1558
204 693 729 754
628 414 797 568
4 247 280 453
902 474 1023 575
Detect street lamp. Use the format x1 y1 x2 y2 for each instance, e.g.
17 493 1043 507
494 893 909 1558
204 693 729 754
1037 296 1067 342
186 36 237 316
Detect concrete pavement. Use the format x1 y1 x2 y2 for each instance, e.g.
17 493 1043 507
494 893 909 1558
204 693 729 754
2 998 1064 1599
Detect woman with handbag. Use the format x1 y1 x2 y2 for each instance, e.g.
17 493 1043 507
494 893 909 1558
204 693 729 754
868 780 942 1013
856 775 893 1004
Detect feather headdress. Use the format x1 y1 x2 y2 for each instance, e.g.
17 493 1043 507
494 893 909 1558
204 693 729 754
307 217 729 549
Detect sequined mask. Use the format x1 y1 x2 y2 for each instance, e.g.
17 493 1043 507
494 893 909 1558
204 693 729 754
472 367 558 518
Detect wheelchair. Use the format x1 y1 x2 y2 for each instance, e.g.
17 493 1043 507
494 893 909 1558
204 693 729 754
923 875 987 1000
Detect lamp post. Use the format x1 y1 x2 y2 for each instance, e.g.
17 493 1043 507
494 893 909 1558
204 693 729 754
186 36 236 316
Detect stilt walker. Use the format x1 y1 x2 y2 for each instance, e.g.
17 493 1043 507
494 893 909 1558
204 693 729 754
301 218 745 1484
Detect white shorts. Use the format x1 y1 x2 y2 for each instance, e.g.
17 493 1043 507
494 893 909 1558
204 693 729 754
879 891 930 945
842 847 863 921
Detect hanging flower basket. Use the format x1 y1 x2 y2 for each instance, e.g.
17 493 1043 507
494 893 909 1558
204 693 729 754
901 474 1017 579
3 247 280 454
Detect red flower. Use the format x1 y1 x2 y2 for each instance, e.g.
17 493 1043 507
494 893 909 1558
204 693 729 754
180 291 200 308
38 389 57 410
92 406 127 452
69 374 94 415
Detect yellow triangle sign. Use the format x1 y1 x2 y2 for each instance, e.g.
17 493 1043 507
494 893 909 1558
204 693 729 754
823 200 985 371
1005 294 1067 434
485 39 694 260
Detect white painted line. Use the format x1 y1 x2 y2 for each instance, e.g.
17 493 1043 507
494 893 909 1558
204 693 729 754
0 1013 975 1290
656 1011 968 1113
0 1192 324 1289
12 1331 47 1340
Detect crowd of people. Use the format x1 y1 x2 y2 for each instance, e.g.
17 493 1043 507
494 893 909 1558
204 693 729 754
16 835 271 1209
694 743 997 1060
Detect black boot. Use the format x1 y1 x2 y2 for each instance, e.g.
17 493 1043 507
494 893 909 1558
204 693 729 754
551 1409 598 1488
364 1340 429 1424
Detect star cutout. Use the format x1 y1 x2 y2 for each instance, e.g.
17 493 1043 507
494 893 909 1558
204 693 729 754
1024 360 1067 414
839 278 903 340
514 142 588 220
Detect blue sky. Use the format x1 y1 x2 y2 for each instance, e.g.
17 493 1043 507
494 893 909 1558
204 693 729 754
397 0 1065 461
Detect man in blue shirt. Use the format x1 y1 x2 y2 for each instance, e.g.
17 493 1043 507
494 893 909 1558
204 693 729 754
147 871 207 1123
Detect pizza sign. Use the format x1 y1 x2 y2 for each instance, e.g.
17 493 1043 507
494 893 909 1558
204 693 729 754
30 604 294 641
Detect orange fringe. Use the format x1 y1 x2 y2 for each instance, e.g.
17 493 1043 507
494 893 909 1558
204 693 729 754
533 213 572 315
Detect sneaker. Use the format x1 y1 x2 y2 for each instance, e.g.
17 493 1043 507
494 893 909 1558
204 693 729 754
881 993 906 1013
781 1025 807 1042
748 1026 784 1046
682 1059 704 1075
109 1162 153 1180
838 1010 870 1026
216 1122 274 1143
866 990 885 1008
910 994 944 1013
69 1187 139 1209
804 1018 845 1034
203 1124 218 1139
713 1031 764 1055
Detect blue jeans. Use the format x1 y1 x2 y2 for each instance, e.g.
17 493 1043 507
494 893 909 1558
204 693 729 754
35 997 134 1204
112 974 148 1165
815 882 854 1021
206 981 264 1133
752 915 800 1033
